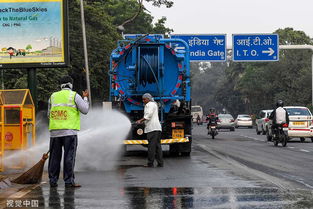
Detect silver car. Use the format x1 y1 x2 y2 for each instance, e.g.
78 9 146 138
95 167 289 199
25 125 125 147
217 114 235 131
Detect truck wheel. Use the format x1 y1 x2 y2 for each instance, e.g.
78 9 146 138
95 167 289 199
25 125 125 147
169 151 179 157
311 138 313 143
300 137 305 143
181 152 190 157
230 127 235 131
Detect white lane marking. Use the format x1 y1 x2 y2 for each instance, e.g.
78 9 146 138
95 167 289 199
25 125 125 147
299 149 310 153
288 147 295 149
238 134 265 142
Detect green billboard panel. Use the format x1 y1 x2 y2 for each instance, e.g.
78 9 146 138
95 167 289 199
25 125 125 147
0 0 69 68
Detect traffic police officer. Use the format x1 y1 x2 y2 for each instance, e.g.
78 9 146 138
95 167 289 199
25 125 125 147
48 76 89 188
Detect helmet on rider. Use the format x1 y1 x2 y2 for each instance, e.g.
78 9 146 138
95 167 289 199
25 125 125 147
276 100 284 107
209 108 216 113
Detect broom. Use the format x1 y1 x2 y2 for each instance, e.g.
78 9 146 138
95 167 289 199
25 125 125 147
11 151 49 184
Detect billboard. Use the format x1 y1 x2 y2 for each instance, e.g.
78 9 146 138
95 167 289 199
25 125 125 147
0 0 69 69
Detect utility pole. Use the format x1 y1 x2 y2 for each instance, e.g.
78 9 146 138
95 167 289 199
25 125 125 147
79 0 92 106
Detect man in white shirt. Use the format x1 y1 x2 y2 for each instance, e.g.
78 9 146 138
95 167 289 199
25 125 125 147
136 93 163 167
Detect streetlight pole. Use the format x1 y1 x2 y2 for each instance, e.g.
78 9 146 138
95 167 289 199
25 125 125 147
79 0 92 106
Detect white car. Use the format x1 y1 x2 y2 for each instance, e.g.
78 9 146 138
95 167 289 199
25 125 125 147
256 110 273 135
191 105 203 124
235 114 253 128
267 106 313 142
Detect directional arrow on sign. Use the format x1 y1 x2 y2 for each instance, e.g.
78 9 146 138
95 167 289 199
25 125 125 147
174 46 185 52
262 48 275 56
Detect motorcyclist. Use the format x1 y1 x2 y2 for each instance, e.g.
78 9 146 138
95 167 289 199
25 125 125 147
269 100 289 136
206 108 218 124
196 114 201 125
206 108 219 133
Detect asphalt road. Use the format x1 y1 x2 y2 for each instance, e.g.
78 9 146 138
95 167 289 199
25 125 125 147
2 125 313 209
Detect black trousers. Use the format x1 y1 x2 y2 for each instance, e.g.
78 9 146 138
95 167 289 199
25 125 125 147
48 135 78 184
147 131 163 165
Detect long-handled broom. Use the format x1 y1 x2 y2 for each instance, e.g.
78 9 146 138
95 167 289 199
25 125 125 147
12 151 49 184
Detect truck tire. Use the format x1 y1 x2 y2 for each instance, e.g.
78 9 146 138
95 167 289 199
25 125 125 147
181 152 191 157
300 137 305 143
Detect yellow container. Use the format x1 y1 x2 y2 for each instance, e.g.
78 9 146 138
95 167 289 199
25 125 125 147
0 89 36 171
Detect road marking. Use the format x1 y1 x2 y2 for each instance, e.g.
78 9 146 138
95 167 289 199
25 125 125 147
299 149 310 153
288 147 295 149
239 134 264 142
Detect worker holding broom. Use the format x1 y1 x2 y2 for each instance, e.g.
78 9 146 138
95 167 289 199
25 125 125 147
48 76 89 188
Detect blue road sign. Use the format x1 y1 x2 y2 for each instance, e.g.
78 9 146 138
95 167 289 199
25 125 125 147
233 34 279 61
170 34 227 61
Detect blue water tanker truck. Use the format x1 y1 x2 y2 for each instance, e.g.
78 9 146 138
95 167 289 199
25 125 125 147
109 35 192 156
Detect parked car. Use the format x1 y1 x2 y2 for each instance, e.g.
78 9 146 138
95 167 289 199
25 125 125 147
267 106 313 142
191 105 203 124
235 114 253 128
256 110 273 135
217 114 235 131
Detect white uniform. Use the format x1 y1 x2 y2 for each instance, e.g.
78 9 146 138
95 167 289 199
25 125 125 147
143 101 162 133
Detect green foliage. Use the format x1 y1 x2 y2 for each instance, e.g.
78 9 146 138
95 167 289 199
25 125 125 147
26 44 32 51
2 0 173 109
145 0 173 8
191 62 227 114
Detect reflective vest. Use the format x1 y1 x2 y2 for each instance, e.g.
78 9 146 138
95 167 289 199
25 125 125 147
49 90 80 130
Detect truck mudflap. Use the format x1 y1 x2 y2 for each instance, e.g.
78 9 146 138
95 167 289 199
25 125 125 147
124 137 189 145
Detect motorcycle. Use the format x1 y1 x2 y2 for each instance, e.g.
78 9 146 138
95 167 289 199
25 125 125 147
207 121 218 139
273 123 288 147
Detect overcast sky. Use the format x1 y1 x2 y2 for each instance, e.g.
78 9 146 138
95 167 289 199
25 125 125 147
144 0 313 45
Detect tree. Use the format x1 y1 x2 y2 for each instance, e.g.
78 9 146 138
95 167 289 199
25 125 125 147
213 28 313 115
4 0 173 108
26 44 32 52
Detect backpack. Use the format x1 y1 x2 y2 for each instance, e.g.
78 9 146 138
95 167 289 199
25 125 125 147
276 107 286 124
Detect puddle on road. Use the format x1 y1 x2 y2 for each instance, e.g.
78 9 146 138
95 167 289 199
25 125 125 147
9 186 313 209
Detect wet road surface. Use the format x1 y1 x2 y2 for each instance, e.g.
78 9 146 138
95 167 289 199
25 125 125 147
2 125 313 208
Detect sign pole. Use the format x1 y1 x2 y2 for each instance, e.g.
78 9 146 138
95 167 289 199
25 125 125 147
27 68 37 110
79 0 92 106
